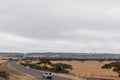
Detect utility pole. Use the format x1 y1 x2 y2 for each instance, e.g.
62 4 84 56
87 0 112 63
23 53 26 59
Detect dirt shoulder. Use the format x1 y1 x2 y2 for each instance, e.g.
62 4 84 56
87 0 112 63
0 60 38 80
54 73 86 80
8 62 38 80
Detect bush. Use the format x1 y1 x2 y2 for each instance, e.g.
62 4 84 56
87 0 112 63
0 71 9 78
40 66 49 71
20 63 28 66
51 63 72 73
31 64 41 70
20 61 73 74
102 62 120 77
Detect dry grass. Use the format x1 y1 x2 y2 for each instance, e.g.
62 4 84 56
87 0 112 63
54 73 86 80
0 60 7 63
51 61 120 79
0 60 38 80
8 62 38 80
22 60 120 80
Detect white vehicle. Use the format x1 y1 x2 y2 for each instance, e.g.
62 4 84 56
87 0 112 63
26 66 30 69
42 72 53 79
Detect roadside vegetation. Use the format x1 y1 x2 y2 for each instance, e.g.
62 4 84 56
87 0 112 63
0 59 38 80
0 60 11 80
0 63 9 79
21 58 72 73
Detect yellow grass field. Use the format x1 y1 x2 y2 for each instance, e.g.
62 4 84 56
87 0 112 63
51 61 118 78
23 60 120 79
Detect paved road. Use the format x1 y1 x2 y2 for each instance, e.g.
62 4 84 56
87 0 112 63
9 61 70 80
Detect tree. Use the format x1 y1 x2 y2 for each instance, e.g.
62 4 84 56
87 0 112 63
51 63 72 73
24 60 32 66
36 58 51 66
102 62 120 77
101 64 112 70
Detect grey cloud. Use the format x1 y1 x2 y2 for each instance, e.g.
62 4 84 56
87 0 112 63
0 0 120 52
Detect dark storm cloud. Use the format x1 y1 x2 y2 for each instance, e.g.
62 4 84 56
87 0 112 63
0 0 120 53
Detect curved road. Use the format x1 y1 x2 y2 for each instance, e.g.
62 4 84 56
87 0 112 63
9 61 70 80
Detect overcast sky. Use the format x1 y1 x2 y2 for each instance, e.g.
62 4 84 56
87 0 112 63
0 0 120 53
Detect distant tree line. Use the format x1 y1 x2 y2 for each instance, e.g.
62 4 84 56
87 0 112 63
23 57 120 62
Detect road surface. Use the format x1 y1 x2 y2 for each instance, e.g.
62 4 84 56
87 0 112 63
9 61 70 80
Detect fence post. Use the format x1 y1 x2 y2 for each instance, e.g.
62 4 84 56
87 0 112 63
79 72 80 77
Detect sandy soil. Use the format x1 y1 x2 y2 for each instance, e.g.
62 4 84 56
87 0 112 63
51 61 119 79
0 60 8 63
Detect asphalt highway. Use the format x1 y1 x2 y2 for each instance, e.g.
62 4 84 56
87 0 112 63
9 61 70 80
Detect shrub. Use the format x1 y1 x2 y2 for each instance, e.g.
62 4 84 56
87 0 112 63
20 60 73 74
31 64 41 70
0 71 9 78
51 63 72 73
40 66 49 71
102 62 120 77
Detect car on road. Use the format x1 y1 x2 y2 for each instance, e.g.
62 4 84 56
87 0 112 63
25 66 30 69
42 72 53 79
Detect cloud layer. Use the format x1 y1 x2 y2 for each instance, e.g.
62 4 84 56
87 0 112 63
0 0 120 53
